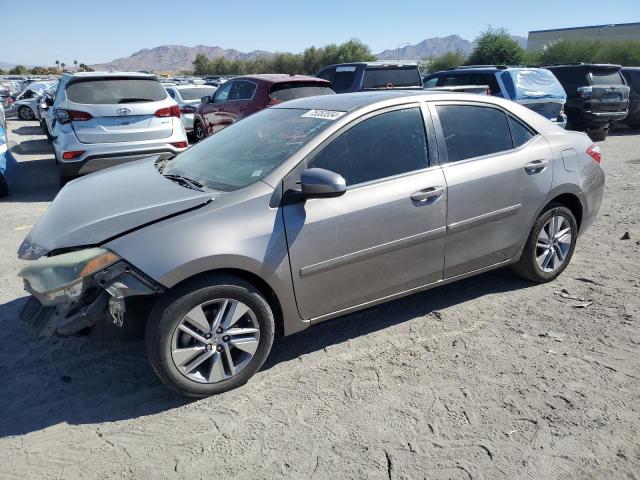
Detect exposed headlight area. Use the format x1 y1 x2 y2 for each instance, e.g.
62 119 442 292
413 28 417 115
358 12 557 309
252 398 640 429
18 248 162 338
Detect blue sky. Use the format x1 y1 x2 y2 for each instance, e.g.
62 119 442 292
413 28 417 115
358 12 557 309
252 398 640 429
1 0 637 65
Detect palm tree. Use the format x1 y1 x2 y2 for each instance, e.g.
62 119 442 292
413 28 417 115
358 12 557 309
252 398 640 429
61 62 66 72
55 59 60 71
74 59 78 70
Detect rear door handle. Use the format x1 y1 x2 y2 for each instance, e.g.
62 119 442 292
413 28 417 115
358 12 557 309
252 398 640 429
411 186 444 202
524 159 549 173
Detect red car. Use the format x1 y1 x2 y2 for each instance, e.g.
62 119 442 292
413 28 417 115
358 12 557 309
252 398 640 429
193 74 334 140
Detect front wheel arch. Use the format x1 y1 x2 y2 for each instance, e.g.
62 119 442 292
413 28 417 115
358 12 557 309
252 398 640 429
152 268 284 339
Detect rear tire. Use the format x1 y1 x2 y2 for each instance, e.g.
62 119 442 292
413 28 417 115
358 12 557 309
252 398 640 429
145 273 275 397
512 204 577 283
587 128 608 142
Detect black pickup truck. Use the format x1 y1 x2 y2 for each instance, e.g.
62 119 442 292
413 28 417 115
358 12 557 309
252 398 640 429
317 62 423 93
546 63 630 141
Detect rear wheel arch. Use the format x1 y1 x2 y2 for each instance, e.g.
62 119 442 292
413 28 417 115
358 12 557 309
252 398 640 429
544 193 583 232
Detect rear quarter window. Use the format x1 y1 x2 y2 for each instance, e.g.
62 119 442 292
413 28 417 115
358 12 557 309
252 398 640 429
66 78 167 104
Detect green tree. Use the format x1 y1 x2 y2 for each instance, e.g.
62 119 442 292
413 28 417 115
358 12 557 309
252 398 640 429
30 66 50 75
535 39 640 66
9 65 27 75
467 27 525 66
425 50 467 73
0 68 5 75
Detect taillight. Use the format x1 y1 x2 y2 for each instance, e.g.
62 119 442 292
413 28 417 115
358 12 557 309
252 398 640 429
155 105 181 118
55 109 92 124
170 141 188 148
180 105 197 114
62 150 85 160
586 144 602 164
577 86 593 99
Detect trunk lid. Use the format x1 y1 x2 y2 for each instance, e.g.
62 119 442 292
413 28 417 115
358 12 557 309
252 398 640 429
64 76 175 144
586 68 630 113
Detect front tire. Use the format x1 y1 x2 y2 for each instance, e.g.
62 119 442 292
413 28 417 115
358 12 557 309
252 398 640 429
513 204 578 283
193 120 206 142
587 128 608 142
18 106 34 121
146 274 275 397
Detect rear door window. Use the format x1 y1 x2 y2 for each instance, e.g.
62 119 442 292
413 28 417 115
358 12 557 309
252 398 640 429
362 66 422 88
229 81 256 101
589 69 624 85
308 107 429 186
332 67 357 93
439 74 471 86
436 104 513 163
472 73 501 95
66 78 167 104
269 82 334 102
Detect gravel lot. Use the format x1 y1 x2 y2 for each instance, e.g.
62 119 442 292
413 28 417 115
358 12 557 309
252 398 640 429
0 118 638 480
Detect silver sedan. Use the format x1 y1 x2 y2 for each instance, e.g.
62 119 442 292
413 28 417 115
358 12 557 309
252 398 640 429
17 91 605 397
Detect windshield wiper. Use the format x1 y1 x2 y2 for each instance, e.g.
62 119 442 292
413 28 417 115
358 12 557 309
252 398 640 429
118 97 153 103
163 174 205 191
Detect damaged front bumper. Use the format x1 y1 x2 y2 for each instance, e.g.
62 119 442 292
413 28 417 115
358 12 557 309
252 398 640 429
19 250 163 338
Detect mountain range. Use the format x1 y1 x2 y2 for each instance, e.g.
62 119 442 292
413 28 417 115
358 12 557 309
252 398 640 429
2 35 528 73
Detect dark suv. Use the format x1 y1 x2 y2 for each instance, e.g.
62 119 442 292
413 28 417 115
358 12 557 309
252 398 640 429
193 75 334 140
317 62 423 93
546 63 629 141
621 67 640 129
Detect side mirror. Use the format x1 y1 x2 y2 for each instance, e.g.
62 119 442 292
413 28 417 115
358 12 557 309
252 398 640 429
45 96 54 107
201 95 210 104
300 168 346 198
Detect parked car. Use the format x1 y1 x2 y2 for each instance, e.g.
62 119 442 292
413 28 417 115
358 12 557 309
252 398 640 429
0 119 12 197
11 81 56 120
546 63 630 141
621 67 640 129
165 84 217 134
17 91 604 397
1 82 14 109
423 66 568 128
317 62 423 93
193 74 333 141
50 72 189 186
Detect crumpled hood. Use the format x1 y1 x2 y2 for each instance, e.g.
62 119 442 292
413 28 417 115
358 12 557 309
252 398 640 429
18 157 212 259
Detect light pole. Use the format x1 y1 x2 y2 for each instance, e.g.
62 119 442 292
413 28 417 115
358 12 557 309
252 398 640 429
397 42 411 61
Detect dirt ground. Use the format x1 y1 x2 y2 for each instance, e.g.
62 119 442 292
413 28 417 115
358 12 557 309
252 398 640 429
0 118 638 480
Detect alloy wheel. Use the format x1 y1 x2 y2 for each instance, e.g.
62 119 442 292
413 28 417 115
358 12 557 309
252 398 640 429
536 215 572 272
171 298 260 384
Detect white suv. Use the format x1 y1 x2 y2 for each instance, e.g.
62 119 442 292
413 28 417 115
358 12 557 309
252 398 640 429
51 72 188 185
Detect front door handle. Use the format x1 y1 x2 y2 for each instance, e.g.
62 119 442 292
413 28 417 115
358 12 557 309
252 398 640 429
524 159 549 173
411 186 444 202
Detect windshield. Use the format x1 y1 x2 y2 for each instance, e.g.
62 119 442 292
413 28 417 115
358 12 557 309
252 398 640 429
66 78 167 104
178 87 216 100
162 108 337 192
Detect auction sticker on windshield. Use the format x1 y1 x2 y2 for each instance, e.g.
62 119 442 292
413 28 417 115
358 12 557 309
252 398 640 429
301 110 346 120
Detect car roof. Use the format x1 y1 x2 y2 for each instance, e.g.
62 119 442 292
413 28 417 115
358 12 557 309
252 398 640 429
63 71 158 79
229 74 330 85
171 84 215 89
272 90 453 112
322 61 419 68
545 63 621 69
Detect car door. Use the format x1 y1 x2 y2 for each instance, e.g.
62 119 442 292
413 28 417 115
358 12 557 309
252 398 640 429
225 80 258 120
282 105 447 320
202 81 233 135
430 102 553 278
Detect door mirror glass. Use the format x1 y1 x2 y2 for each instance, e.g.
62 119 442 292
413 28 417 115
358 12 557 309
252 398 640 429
300 168 346 198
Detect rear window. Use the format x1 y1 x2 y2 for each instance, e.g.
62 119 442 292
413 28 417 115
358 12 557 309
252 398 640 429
589 69 624 85
363 66 422 88
177 87 216 100
269 82 334 102
332 68 357 93
66 78 167 104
